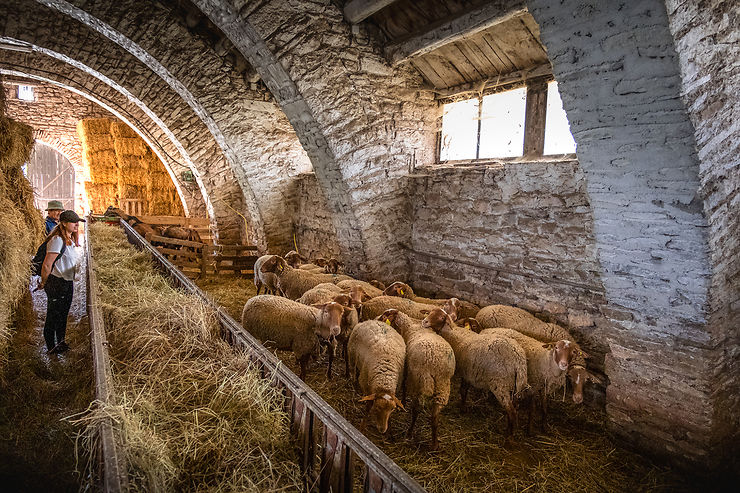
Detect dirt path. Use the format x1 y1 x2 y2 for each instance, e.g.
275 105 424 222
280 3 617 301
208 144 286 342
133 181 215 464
0 260 93 492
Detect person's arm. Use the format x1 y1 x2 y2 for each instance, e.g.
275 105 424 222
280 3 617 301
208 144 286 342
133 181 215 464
39 251 59 289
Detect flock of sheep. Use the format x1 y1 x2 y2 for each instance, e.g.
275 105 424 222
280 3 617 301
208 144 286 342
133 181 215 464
241 251 598 451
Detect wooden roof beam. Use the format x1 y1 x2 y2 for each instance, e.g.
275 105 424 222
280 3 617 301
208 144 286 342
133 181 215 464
385 0 527 66
343 0 400 24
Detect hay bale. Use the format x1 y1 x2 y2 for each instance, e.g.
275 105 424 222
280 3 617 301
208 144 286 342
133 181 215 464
148 171 174 191
78 118 112 136
110 121 139 139
76 223 302 491
118 184 146 201
85 182 117 213
0 111 43 372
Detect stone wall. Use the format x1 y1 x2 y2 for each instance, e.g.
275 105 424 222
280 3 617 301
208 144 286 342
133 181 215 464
528 0 714 467
2 79 110 213
409 160 609 369
665 0 740 473
291 172 342 260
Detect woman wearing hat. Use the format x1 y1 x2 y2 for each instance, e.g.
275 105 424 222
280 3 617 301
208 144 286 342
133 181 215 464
38 210 85 354
44 200 64 235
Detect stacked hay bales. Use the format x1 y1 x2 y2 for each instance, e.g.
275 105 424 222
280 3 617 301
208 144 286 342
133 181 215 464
144 148 184 216
79 118 184 216
78 118 117 213
0 78 44 370
111 121 147 203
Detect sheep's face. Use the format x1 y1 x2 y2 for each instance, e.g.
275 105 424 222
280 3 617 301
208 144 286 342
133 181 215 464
378 309 400 328
457 318 481 332
383 282 412 298
261 255 286 274
324 258 343 274
314 257 328 267
347 286 370 306
362 394 402 434
369 279 386 291
422 308 451 333
544 340 576 371
442 298 461 320
315 302 344 341
284 251 305 268
567 362 595 404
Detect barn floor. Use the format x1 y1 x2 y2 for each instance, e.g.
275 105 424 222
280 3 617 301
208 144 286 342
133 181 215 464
0 277 93 491
197 276 703 493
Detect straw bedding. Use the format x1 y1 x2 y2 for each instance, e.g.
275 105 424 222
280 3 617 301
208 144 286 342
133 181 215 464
0 88 43 374
77 223 301 491
198 275 698 493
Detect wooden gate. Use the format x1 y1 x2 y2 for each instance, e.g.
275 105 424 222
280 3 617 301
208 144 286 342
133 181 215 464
27 142 75 211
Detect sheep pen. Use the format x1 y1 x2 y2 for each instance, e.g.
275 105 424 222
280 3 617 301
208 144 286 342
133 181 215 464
197 274 698 493
79 222 301 492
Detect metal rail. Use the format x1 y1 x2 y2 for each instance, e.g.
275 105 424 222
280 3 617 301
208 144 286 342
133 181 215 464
86 218 128 492
119 219 426 493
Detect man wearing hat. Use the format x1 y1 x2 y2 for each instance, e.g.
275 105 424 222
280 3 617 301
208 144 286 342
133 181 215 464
44 200 64 235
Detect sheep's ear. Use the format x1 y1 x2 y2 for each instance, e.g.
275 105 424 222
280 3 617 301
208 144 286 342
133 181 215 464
419 309 430 315
542 342 556 350
577 349 591 359
311 303 328 310
358 394 375 402
587 372 604 384
343 306 354 314
362 294 372 302
393 397 405 411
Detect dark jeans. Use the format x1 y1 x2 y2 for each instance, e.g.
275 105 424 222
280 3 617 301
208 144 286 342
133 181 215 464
43 275 74 351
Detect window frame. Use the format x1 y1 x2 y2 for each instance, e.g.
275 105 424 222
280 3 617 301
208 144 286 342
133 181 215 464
436 76 576 164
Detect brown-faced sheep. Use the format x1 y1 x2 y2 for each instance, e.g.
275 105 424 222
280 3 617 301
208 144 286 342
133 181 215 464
241 295 347 380
360 296 440 322
423 308 530 436
384 282 480 319
480 328 577 432
284 250 307 268
260 255 350 300
254 255 284 296
379 309 455 451
347 319 406 434
475 305 594 403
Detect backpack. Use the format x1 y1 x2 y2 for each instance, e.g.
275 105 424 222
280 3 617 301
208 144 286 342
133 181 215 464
31 239 66 277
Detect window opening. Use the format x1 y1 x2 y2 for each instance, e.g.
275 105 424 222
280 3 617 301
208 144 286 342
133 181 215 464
17 85 34 102
544 81 576 155
479 87 527 159
439 98 479 161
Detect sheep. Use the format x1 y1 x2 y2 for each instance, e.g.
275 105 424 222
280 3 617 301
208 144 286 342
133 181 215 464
384 282 480 319
297 257 328 272
475 305 594 403
161 225 203 244
336 279 384 298
323 258 344 274
240 295 347 380
423 308 530 436
298 287 361 377
347 319 406 434
253 255 283 296
360 295 441 322
369 279 386 291
260 255 350 300
479 328 577 432
284 250 307 268
379 309 455 450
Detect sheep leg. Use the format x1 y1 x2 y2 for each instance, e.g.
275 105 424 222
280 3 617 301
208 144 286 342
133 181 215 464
401 363 409 405
360 400 373 432
540 392 549 431
459 380 470 412
255 281 262 295
326 345 334 380
298 354 310 380
505 404 517 436
407 397 419 439
430 402 442 451
343 340 350 378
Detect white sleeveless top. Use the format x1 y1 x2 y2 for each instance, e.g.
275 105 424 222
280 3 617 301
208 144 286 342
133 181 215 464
47 236 80 281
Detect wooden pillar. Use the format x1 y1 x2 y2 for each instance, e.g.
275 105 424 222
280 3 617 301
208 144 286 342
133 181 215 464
523 80 548 157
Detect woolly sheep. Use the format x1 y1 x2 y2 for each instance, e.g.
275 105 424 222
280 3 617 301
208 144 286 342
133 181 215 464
384 282 480 319
379 309 455 450
347 319 406 434
423 308 530 436
241 295 347 380
254 255 284 296
260 255 350 300
475 305 593 403
480 328 576 431
360 296 440 322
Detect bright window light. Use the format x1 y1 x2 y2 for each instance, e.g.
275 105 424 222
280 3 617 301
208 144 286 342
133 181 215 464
544 81 576 154
479 87 526 158
17 85 34 101
440 98 479 161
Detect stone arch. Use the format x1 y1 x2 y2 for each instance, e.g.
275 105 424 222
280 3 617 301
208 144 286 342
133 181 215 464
15 0 317 252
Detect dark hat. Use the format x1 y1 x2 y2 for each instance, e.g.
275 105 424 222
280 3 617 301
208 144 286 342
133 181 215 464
45 200 64 211
59 210 86 223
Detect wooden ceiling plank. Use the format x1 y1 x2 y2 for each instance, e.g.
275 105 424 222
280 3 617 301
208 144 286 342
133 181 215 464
519 15 549 58
433 62 552 100
344 0 401 24
424 53 467 89
439 43 484 82
481 31 518 73
468 34 509 74
454 38 498 77
385 0 527 66
410 57 447 89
